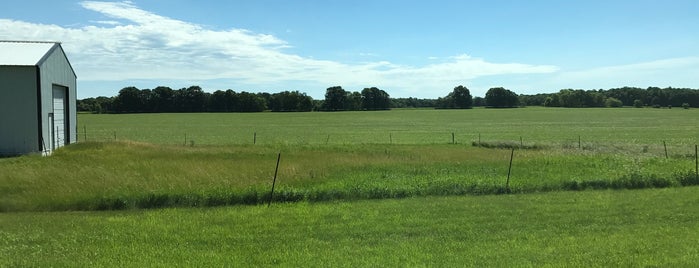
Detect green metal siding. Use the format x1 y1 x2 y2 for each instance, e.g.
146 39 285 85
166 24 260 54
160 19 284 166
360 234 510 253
0 66 39 155
38 45 77 152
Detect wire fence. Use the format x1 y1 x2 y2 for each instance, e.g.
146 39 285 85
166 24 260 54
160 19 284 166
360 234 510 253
75 128 699 157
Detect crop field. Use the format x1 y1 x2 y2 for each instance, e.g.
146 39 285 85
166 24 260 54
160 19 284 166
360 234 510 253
2 107 699 266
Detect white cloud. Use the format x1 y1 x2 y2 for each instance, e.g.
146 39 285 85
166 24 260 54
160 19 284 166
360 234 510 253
0 1 559 97
544 57 699 90
91 20 122 25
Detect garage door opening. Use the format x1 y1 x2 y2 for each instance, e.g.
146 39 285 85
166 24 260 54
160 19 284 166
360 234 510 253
52 85 69 151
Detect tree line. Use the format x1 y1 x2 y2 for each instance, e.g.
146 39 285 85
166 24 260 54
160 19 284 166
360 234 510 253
78 85 699 113
78 85 392 113
518 87 699 108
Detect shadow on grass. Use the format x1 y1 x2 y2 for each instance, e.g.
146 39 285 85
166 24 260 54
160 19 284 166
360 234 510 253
43 169 698 212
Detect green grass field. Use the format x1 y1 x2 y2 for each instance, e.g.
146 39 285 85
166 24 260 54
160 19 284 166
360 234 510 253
77 107 699 146
1 141 697 212
2 107 699 266
2 188 699 266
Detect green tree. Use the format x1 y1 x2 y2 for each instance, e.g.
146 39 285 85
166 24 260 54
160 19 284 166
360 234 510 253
323 86 348 111
113 86 143 112
543 95 560 107
449 85 473 109
151 86 174 112
605 97 623 108
94 96 114 113
437 85 473 109
174 86 207 112
361 87 391 110
77 98 98 113
209 90 229 112
485 87 518 108
347 91 362 111
269 91 314 112
237 91 265 112
473 97 485 107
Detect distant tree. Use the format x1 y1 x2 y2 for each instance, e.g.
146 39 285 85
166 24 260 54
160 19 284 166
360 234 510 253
312 99 324 111
297 92 314 112
209 90 229 112
77 98 98 112
557 89 584 108
473 97 485 107
113 86 143 112
94 96 114 113
543 96 560 107
323 86 348 111
361 87 391 110
436 85 473 109
518 93 551 106
485 87 518 108
174 86 207 112
237 91 266 112
503 86 699 109
449 85 473 109
605 97 623 108
347 91 362 111
269 91 313 112
139 89 154 111
606 87 648 106
391 98 437 108
257 92 272 108
587 91 606 107
151 86 174 112
224 90 240 111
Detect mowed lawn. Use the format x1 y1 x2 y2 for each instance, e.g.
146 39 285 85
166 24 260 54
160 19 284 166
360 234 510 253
2 188 699 267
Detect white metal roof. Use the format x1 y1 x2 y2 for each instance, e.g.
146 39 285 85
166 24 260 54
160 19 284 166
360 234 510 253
0 41 58 66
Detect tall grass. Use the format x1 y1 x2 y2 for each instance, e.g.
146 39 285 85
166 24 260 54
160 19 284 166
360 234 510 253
2 141 696 211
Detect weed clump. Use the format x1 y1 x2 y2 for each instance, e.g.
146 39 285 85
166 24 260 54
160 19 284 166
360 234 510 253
563 171 697 191
472 140 548 150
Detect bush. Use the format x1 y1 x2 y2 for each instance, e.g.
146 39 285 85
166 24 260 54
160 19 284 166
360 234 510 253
633 99 644 108
605 97 623 108
682 103 690 109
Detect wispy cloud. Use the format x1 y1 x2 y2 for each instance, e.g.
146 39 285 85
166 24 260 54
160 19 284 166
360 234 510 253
545 57 699 90
0 1 559 97
91 20 122 25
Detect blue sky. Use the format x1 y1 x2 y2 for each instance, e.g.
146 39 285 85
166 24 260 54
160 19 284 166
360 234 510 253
1 0 698 99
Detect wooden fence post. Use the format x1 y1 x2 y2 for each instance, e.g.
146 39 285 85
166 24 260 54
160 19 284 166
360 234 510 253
268 153 281 207
695 145 698 180
578 135 581 149
506 148 515 193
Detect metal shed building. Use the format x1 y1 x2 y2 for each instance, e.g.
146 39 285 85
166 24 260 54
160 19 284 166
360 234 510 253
0 41 77 156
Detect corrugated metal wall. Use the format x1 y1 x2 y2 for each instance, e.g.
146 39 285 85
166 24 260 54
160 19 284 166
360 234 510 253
0 66 39 155
38 45 77 154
